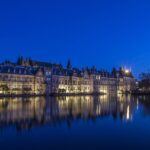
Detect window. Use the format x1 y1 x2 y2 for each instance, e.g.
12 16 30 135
65 80 67 85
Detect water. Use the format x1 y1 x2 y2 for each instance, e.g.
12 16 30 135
0 95 150 150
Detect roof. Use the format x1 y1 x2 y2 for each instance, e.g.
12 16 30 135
51 67 83 77
32 60 62 68
0 65 38 76
51 67 114 78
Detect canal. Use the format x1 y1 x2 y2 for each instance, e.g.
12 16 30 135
0 95 149 150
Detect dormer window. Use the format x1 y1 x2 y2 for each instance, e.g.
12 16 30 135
46 71 51 76
96 76 100 80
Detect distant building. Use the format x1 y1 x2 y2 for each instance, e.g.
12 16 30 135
116 68 136 94
46 66 135 95
0 57 136 95
0 65 45 95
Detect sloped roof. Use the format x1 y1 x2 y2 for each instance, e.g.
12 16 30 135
0 65 38 76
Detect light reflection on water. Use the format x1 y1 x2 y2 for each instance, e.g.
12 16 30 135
0 95 150 150
0 95 138 130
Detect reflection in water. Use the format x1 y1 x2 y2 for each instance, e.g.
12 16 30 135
138 96 150 115
0 95 142 131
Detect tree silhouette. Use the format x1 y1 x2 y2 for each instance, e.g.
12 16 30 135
139 72 150 90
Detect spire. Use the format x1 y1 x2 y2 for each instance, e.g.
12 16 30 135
67 59 72 69
20 56 24 66
112 67 117 77
17 56 21 65
25 58 29 66
29 57 33 66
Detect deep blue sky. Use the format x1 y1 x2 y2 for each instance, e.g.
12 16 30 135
0 0 150 76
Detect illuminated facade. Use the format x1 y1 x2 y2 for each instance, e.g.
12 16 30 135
0 58 136 95
0 66 46 95
50 69 93 94
116 68 136 94
47 67 135 95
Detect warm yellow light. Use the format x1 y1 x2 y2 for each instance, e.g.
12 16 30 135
125 69 130 74
126 105 130 120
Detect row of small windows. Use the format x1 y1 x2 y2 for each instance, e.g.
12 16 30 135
0 75 44 82
52 79 117 85
94 81 116 85
52 86 90 91
52 79 90 85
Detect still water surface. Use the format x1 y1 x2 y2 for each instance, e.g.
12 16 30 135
0 95 150 150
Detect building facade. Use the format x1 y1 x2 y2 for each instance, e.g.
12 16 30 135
0 66 46 95
0 58 136 95
45 67 135 95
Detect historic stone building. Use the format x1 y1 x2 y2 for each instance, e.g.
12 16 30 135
46 67 135 95
91 72 117 94
0 65 46 95
116 68 136 94
0 58 136 95
50 68 93 94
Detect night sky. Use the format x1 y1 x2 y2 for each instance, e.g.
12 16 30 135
0 0 150 77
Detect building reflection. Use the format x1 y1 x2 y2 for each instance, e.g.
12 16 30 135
0 95 139 131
